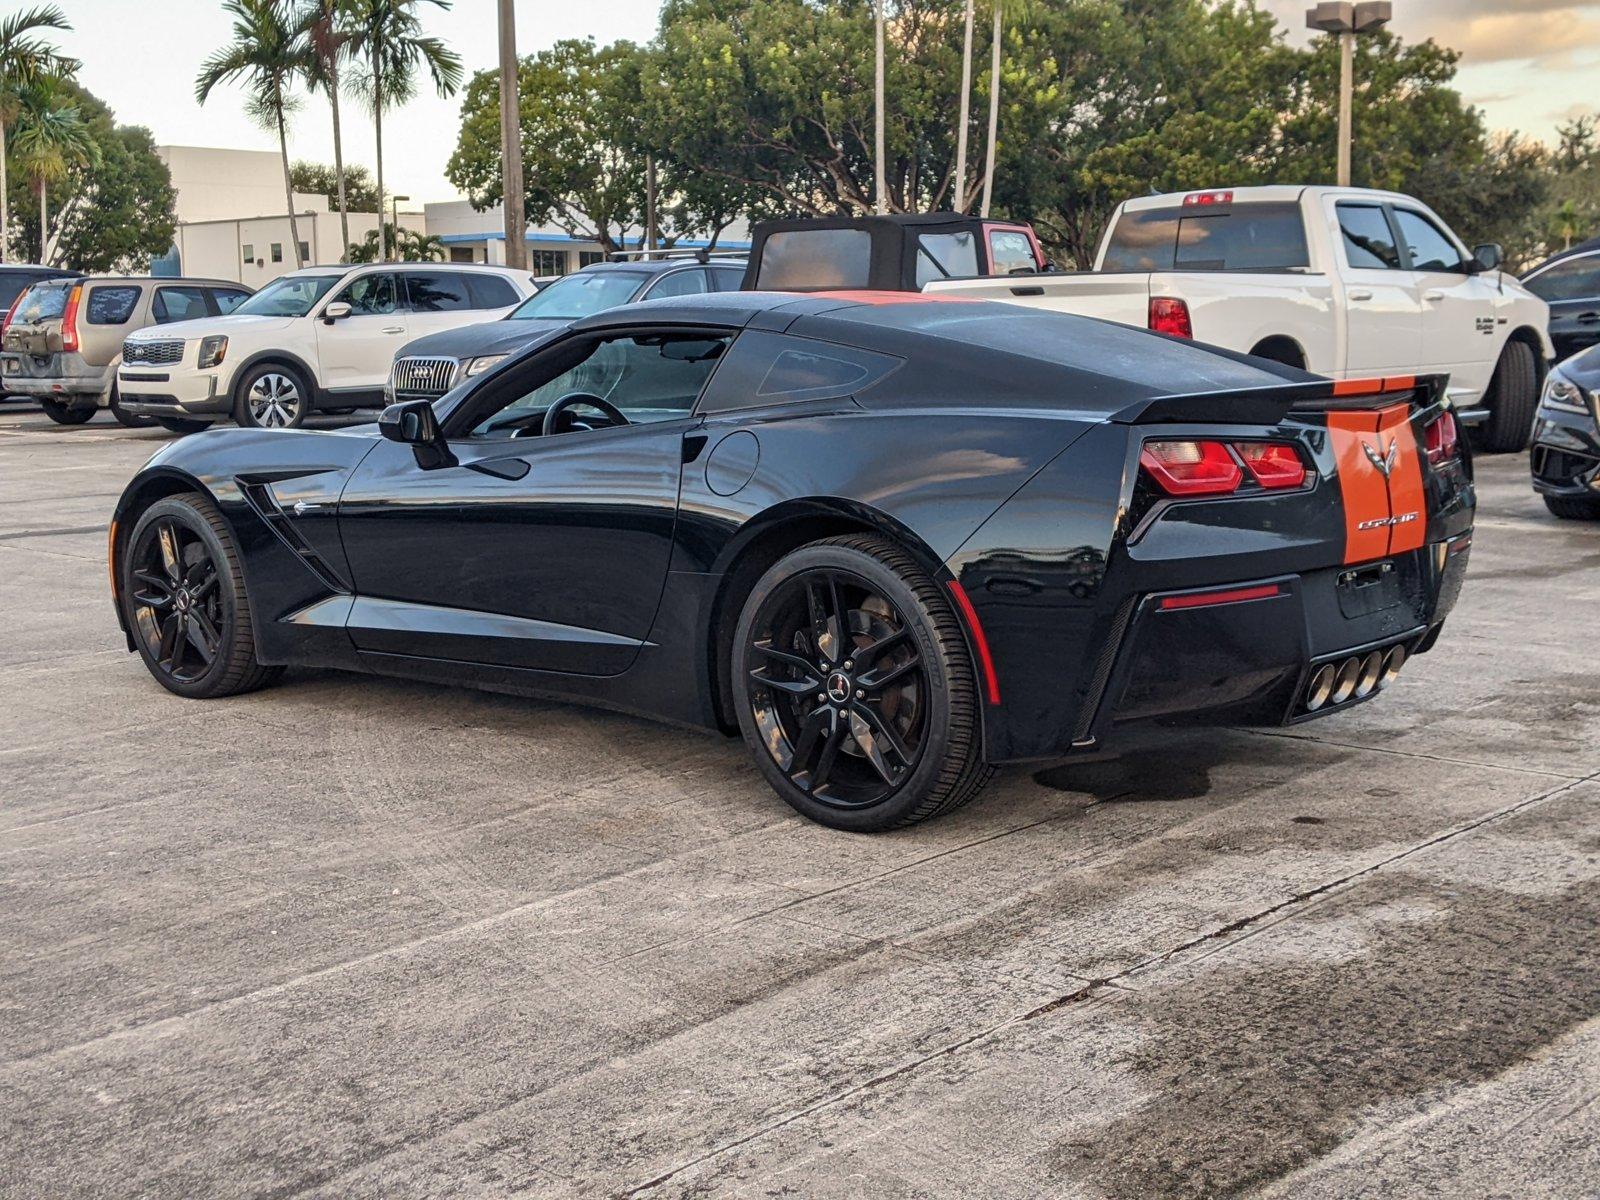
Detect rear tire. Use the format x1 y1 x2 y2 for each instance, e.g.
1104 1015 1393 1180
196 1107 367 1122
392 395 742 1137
1544 495 1600 521
155 416 212 435
121 493 283 699
109 385 155 428
40 398 94 425
732 535 994 832
1477 340 1539 454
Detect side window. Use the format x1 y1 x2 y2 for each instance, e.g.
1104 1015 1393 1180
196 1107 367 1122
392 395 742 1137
241 243 255 263
210 288 251 315
333 272 399 315
464 273 517 309
152 286 210 324
85 285 142 325
270 243 284 263
916 232 979 285
643 269 708 300
697 330 903 413
1525 255 1600 303
1101 210 1180 271
1392 209 1466 273
989 229 1038 275
404 271 471 312
1337 204 1401 270
754 229 871 289
710 266 744 292
466 332 732 437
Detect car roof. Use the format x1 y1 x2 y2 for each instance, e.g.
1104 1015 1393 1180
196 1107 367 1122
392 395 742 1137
0 263 80 276
565 257 746 277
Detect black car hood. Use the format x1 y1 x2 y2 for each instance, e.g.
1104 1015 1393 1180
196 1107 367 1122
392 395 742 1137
1557 342 1600 387
398 317 569 360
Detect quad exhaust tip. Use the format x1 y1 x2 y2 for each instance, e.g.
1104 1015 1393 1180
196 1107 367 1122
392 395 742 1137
1302 644 1407 713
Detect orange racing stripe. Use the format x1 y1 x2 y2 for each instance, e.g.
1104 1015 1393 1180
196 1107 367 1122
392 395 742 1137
1378 403 1427 555
1328 410 1389 564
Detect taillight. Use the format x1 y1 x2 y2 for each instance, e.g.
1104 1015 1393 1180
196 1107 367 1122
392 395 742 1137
1424 410 1459 467
1182 190 1233 206
1236 442 1307 489
1140 440 1242 495
1141 439 1310 497
61 284 82 354
1148 296 1192 339
1 290 23 335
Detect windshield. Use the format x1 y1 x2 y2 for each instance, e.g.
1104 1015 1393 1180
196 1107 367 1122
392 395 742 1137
233 274 342 318
507 271 646 320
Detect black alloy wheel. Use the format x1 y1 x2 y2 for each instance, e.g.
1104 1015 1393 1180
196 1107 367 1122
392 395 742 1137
733 535 993 831
122 493 281 699
40 398 94 425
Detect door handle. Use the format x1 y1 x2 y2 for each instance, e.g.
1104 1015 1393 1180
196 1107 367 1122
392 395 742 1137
382 326 405 334
1348 289 1373 301
465 457 530 481
1423 289 1444 302
1576 312 1600 325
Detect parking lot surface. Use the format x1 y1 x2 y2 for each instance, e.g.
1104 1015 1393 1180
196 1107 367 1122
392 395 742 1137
2 403 1597 1199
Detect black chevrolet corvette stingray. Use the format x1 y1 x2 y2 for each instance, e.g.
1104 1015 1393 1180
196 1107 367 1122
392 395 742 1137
110 292 1475 830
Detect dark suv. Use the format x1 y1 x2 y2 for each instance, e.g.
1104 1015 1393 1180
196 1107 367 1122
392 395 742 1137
388 252 746 402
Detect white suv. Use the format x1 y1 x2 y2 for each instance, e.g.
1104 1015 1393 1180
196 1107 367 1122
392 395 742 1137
117 262 536 433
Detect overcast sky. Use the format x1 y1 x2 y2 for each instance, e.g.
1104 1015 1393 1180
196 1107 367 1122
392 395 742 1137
46 0 1591 207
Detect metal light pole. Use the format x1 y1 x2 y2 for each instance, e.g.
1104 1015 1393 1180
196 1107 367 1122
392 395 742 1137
979 0 1001 218
498 0 528 271
874 0 888 214
953 0 974 212
1306 1 1391 187
391 194 410 260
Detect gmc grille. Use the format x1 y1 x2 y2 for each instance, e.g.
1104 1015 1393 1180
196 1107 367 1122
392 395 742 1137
391 355 459 397
123 339 185 366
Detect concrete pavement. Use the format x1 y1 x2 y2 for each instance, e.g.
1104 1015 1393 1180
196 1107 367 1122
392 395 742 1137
1 402 1595 1198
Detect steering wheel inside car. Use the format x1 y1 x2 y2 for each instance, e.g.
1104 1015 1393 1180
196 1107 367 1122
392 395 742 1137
533 391 632 438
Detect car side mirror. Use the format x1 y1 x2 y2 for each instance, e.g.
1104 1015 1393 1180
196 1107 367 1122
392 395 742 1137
1471 243 1503 273
322 300 352 325
379 399 456 469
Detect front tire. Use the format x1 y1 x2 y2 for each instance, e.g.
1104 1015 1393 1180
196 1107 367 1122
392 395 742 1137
234 363 310 429
1544 495 1600 521
40 398 94 425
1478 340 1539 454
121 493 282 699
155 416 212 435
109 384 155 428
732 535 993 831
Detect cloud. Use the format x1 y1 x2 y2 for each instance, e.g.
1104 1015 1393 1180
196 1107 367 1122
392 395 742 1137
1444 9 1600 63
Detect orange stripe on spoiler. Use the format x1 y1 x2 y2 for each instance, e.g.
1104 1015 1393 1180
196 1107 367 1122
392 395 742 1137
1328 410 1390 564
1379 402 1427 555
1332 375 1416 397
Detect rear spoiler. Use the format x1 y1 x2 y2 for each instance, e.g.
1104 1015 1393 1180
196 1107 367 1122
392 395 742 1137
1110 374 1450 425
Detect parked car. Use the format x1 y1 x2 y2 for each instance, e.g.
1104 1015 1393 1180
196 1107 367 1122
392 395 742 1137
1530 343 1600 520
117 262 537 433
389 252 746 403
110 292 1472 831
921 186 1553 453
0 263 81 399
1 275 251 426
1521 246 1600 362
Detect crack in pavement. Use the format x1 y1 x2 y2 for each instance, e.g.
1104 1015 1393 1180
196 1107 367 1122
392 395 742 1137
619 771 1596 1197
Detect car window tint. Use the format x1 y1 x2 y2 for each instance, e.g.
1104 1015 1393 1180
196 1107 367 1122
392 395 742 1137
755 229 871 289
643 269 708 300
13 282 71 323
85 285 141 325
1525 254 1600 302
153 286 209 324
471 333 730 436
697 330 903 413
1173 205 1309 270
989 229 1038 274
758 349 870 397
1392 209 1465 272
405 271 471 312
211 288 252 315
710 266 745 292
1102 210 1181 271
1338 204 1401 270
464 273 517 309
915 232 979 286
335 272 400 315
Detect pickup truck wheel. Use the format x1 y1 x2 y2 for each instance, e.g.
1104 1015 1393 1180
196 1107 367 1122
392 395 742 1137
40 398 95 425
155 416 212 435
1544 495 1600 521
1477 341 1538 454
109 384 156 428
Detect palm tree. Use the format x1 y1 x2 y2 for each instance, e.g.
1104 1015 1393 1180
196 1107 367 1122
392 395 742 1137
297 0 353 260
196 0 313 269
953 0 974 212
0 5 77 262
347 221 442 262
343 0 461 261
11 75 94 263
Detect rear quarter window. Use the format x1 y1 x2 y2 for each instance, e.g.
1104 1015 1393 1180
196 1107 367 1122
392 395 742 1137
406 271 471 312
1103 204 1309 272
755 229 871 289
464 274 517 309
697 330 901 413
86 285 142 325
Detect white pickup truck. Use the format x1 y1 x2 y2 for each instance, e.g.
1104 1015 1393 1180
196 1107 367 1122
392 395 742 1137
925 185 1553 452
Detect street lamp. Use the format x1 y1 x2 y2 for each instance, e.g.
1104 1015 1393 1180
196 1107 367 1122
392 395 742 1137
390 194 410 262
1306 1 1391 187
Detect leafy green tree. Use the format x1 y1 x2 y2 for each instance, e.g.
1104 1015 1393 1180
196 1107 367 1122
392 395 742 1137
342 0 461 260
291 159 381 213
0 4 76 261
11 74 95 262
3 80 175 271
196 0 313 268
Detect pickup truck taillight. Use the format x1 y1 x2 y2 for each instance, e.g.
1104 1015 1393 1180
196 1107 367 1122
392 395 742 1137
1141 439 1309 496
61 284 82 354
1424 410 1460 466
1148 297 1192 339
